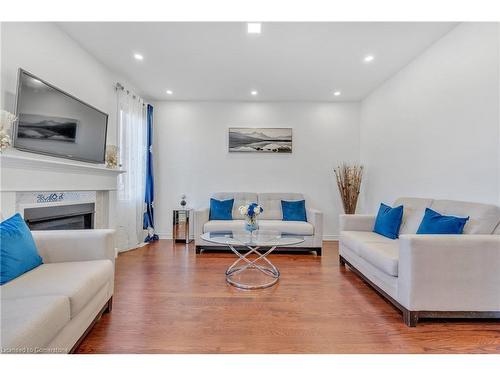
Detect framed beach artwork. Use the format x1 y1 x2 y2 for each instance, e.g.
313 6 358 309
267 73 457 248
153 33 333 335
228 127 292 153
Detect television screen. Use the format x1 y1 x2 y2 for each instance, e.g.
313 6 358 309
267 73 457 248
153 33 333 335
14 69 108 163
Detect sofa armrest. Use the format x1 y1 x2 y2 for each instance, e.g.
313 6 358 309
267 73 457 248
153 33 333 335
398 234 500 311
307 208 323 238
339 214 376 232
32 229 115 264
194 208 209 238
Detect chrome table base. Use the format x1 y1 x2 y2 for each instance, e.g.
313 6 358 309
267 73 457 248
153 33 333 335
225 244 280 289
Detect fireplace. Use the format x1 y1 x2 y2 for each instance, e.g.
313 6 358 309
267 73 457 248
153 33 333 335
24 203 95 231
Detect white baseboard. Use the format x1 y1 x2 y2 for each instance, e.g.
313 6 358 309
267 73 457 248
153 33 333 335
118 242 148 253
157 233 338 241
322 235 339 241
158 233 173 240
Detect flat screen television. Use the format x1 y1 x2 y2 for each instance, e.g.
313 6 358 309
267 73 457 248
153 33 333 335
14 69 108 163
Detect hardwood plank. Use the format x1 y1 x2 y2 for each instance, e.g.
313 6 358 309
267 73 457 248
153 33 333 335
75 240 500 354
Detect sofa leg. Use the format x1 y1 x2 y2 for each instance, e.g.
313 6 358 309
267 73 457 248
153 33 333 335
195 246 202 254
105 297 113 314
403 310 418 327
339 255 346 266
316 248 322 256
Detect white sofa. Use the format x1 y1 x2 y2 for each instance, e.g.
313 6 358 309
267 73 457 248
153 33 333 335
0 229 115 353
339 197 500 326
194 192 323 255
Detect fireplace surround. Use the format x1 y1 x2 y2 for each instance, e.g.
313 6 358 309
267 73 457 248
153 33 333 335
0 150 124 229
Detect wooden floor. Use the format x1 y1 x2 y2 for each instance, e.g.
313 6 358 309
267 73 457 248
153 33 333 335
76 240 500 354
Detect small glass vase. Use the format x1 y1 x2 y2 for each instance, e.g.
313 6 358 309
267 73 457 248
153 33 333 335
245 217 258 232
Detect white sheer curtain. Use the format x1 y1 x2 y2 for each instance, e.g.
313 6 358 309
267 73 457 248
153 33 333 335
115 88 147 251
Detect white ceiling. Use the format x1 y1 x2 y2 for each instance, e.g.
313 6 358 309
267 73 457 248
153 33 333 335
57 22 457 102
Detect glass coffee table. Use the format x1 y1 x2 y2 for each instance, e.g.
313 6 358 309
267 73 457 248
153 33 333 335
201 230 304 289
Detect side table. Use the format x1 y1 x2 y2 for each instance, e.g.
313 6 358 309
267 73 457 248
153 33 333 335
172 208 193 243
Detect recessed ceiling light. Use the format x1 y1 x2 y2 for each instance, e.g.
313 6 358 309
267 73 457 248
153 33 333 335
134 53 144 61
166 90 173 95
363 55 375 63
251 90 258 96
333 91 341 96
247 23 262 34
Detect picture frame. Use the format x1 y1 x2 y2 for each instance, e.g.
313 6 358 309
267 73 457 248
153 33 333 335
228 127 292 153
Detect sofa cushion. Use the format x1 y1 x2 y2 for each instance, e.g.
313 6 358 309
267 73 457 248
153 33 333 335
417 208 469 234
1 260 113 318
394 197 434 234
357 242 399 277
430 199 500 234
212 192 258 220
204 220 246 233
209 198 234 220
373 203 403 239
340 231 394 255
1 213 43 285
1 295 70 351
258 220 314 235
258 193 304 220
281 200 307 222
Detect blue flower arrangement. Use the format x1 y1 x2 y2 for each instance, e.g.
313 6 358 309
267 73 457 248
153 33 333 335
239 203 264 232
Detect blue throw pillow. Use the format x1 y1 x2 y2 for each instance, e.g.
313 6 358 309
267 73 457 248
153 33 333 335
209 198 234 220
0 213 43 285
417 208 469 234
373 203 404 239
281 200 307 222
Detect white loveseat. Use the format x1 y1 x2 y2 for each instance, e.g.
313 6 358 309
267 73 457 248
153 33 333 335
339 197 500 326
0 229 115 353
194 192 323 255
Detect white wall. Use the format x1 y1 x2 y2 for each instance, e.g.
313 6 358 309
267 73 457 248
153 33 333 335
152 101 361 239
360 23 500 212
1 22 139 231
1 22 135 145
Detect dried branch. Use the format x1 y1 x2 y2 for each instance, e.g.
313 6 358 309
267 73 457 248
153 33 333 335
334 163 363 214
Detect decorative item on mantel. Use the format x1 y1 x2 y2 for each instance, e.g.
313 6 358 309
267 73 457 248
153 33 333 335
239 203 264 232
180 194 187 207
0 109 16 152
334 163 363 214
105 145 119 168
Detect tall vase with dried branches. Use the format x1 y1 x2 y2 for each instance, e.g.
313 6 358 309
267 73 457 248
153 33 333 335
334 163 363 214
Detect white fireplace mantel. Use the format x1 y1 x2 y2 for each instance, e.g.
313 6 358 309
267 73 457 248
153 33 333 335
0 149 124 192
0 150 125 228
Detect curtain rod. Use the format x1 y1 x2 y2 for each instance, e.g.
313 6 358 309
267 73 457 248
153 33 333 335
115 82 148 107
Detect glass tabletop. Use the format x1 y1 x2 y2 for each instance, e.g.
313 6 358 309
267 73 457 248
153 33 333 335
201 230 305 247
